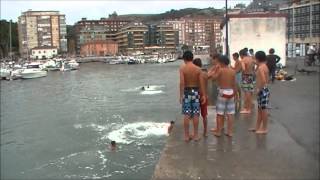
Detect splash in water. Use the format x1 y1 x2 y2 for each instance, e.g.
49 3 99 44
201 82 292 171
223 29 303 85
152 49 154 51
104 122 169 144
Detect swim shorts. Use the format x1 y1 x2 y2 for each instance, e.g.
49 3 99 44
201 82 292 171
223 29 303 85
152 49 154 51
241 74 254 92
216 89 235 115
257 86 270 109
182 87 200 117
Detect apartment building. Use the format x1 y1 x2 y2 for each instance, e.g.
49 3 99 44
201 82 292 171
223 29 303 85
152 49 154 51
280 0 320 57
18 10 67 58
166 17 222 50
115 22 148 55
74 17 131 54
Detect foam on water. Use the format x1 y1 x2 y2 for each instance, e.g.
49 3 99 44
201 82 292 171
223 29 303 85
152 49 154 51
104 122 169 144
140 90 163 95
121 85 165 93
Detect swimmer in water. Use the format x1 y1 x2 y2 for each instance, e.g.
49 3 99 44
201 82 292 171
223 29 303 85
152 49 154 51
110 141 116 151
168 120 175 134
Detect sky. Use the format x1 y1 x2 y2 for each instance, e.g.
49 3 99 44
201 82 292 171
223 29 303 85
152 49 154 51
1 0 252 25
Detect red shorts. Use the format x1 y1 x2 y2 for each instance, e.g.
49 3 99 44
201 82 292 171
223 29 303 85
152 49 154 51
200 97 208 118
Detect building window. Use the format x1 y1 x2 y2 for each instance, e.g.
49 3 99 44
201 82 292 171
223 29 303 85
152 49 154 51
53 50 55 53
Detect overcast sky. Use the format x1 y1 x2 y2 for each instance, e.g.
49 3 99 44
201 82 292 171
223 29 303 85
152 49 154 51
1 0 252 25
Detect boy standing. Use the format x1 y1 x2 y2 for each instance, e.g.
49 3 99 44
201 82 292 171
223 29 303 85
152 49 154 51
239 49 255 114
193 58 208 137
249 51 270 134
208 55 237 137
180 51 205 141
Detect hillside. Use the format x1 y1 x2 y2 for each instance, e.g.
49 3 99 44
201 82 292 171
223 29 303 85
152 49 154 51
118 7 224 22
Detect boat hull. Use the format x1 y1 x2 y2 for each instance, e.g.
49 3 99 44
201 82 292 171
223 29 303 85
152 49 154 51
21 71 47 79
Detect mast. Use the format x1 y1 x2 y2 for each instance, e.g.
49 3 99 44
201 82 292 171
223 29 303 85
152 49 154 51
9 20 12 60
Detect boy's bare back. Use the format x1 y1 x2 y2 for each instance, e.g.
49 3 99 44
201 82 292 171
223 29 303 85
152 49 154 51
180 64 201 87
217 67 236 89
242 56 255 74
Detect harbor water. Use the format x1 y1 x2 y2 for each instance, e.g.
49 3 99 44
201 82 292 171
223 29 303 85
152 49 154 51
1 61 181 179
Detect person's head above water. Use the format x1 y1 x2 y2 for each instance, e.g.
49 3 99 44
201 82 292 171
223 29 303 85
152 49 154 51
170 120 175 125
183 51 193 62
217 55 230 66
193 58 202 68
111 141 116 146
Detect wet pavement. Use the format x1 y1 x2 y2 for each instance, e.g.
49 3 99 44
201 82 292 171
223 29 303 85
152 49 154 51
152 59 319 180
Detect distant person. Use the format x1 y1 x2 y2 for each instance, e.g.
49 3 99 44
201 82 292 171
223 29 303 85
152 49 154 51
168 121 174 134
307 44 316 66
110 141 116 151
249 51 270 134
179 51 206 141
239 49 255 114
249 49 254 56
193 58 208 137
266 48 281 83
208 55 237 137
243 47 249 56
232 52 242 94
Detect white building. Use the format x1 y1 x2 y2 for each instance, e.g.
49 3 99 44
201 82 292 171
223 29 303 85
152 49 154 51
221 13 287 66
31 46 58 59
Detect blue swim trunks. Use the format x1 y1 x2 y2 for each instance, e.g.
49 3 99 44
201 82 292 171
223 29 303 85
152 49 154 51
182 87 200 117
257 86 270 109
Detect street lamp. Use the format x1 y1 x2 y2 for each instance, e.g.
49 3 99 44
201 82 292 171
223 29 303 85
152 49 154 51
225 0 229 57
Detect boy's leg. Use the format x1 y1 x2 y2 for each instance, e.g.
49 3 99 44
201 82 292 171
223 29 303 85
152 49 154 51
183 115 191 141
213 115 223 137
203 116 207 137
226 114 233 137
192 115 200 140
256 109 268 134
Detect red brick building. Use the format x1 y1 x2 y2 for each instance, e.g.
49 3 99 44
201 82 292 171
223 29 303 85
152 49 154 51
80 40 118 56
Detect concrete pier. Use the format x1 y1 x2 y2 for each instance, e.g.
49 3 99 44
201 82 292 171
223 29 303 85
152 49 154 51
152 59 319 180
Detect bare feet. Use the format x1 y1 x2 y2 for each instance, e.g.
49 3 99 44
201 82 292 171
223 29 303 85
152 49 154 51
256 130 268 134
193 135 200 141
212 131 221 137
203 132 208 137
210 128 219 133
240 110 251 114
184 135 192 142
225 132 233 137
248 128 256 132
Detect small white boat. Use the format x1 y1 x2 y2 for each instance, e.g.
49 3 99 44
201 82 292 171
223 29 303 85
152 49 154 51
68 60 79 70
0 66 11 79
21 63 47 79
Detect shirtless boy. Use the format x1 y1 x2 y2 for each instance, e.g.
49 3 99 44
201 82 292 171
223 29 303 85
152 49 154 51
239 49 255 114
180 51 205 141
249 51 270 134
193 58 208 137
208 55 237 137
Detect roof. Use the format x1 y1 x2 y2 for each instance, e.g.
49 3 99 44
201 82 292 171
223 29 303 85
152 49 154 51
31 46 57 50
227 12 287 18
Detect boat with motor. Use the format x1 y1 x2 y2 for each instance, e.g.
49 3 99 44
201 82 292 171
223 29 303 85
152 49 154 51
20 63 47 79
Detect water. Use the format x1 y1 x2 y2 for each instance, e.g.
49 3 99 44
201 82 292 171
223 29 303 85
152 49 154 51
0 61 181 179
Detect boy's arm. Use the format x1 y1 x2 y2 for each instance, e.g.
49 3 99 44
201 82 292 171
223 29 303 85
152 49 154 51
232 72 238 100
208 65 220 80
199 70 206 105
276 55 281 63
241 61 246 72
179 68 185 104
